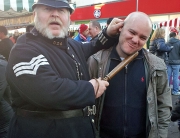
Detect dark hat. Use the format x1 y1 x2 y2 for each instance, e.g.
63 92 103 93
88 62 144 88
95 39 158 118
32 0 74 14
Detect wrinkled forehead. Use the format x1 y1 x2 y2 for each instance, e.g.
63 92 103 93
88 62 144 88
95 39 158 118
125 18 152 36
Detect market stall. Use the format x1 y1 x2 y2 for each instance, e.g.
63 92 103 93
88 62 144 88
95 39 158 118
159 17 180 28
0 0 35 28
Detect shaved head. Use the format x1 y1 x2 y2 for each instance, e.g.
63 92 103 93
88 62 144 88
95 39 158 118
124 12 152 31
116 12 152 58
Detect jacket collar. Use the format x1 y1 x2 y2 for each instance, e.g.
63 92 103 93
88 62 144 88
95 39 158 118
90 35 98 41
143 49 167 71
30 28 68 50
169 37 179 43
109 46 121 61
110 46 144 61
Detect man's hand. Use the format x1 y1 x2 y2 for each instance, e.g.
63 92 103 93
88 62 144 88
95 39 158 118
89 78 109 98
106 18 124 37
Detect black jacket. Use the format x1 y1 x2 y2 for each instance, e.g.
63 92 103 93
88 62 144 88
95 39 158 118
98 48 147 137
0 38 13 60
167 37 180 65
0 55 13 137
171 99 180 122
6 28 118 138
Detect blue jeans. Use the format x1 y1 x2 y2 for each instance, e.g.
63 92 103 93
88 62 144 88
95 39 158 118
167 65 180 93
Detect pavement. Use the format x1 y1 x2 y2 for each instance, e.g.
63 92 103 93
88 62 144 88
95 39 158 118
168 95 180 138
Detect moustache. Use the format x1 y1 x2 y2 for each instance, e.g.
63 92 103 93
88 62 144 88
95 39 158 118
48 19 63 26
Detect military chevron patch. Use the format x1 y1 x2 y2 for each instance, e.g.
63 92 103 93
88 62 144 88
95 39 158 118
13 55 49 77
98 31 108 45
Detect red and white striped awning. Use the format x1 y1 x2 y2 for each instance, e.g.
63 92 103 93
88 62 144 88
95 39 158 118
159 18 180 28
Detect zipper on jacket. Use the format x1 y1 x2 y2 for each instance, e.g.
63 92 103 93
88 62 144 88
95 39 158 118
125 65 128 74
123 65 128 138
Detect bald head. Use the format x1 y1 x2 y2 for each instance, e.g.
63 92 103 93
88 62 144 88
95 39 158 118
124 12 152 31
116 12 152 58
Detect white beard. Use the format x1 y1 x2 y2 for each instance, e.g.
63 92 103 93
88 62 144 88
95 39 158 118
34 15 70 39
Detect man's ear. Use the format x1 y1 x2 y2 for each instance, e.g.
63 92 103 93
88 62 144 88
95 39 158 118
119 25 124 32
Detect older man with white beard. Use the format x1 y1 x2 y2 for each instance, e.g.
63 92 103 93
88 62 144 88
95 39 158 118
6 0 124 138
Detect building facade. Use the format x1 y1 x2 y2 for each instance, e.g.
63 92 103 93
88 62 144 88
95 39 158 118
70 0 180 30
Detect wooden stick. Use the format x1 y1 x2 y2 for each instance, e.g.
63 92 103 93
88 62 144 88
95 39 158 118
103 52 139 81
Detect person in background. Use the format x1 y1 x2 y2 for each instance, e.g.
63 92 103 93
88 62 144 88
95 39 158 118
68 31 75 38
9 30 19 44
6 0 124 138
106 17 114 27
171 96 180 131
88 12 172 138
26 24 34 33
0 26 13 60
169 27 179 35
0 54 14 138
167 32 180 95
169 27 180 40
88 20 102 41
149 28 173 65
74 24 91 42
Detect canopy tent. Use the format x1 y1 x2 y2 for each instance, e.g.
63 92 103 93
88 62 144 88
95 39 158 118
159 17 180 28
152 17 180 30
0 0 35 27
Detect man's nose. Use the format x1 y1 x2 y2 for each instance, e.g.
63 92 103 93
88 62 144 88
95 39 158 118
51 9 59 17
132 36 139 44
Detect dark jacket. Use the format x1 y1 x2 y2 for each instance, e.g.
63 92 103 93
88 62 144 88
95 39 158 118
0 54 13 137
6 28 118 138
167 37 180 65
149 38 172 64
171 100 180 122
93 47 146 138
88 48 172 138
0 38 13 60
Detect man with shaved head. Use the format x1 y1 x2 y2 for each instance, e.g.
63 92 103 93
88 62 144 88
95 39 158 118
88 12 172 138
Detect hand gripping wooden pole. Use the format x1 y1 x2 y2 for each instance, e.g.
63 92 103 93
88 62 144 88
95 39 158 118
103 52 139 81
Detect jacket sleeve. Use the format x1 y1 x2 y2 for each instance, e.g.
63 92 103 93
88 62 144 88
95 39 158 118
6 44 95 110
156 39 173 52
0 59 8 100
156 69 172 137
87 55 99 79
81 29 119 60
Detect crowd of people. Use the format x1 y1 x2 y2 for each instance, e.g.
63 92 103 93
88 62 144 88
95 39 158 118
0 0 180 138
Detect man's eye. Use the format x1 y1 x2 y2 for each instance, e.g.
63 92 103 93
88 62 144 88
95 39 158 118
141 37 147 41
58 9 65 12
130 31 135 35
